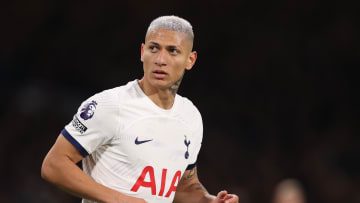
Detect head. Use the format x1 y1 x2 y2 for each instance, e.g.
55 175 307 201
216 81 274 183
140 15 197 92
273 179 306 203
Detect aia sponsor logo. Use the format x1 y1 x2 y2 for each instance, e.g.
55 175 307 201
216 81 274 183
131 166 181 198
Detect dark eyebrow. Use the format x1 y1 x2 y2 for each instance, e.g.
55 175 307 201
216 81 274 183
148 41 180 50
167 45 179 50
148 41 160 46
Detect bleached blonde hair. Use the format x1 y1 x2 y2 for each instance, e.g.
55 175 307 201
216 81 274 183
146 15 194 41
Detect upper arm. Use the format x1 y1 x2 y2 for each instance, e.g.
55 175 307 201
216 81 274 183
42 90 119 175
41 133 84 178
47 133 84 163
62 92 120 155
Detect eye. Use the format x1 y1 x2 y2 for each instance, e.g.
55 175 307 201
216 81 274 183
169 49 179 55
150 46 158 52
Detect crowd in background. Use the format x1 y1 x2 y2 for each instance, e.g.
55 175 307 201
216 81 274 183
1 0 359 202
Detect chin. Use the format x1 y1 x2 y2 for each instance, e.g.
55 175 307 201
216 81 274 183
150 79 170 89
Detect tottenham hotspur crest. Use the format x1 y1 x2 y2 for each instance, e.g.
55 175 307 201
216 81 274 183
184 135 191 159
80 100 98 120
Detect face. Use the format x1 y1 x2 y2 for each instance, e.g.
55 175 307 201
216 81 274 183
273 190 305 203
140 29 197 90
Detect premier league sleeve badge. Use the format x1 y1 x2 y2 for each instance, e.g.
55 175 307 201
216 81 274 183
80 100 98 120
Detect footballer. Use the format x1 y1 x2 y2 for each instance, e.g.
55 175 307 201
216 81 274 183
41 15 239 203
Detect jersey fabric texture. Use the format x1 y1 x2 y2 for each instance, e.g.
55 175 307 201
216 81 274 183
62 80 203 203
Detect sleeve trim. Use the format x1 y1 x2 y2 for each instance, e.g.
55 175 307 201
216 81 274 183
61 128 89 157
186 162 197 170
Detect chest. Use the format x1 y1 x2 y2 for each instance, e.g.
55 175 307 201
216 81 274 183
115 116 194 167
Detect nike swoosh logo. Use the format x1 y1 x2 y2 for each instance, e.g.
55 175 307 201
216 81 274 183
135 137 153 145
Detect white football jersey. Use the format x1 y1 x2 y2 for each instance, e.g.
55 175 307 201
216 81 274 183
62 80 203 203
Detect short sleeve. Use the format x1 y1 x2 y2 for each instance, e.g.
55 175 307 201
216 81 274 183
186 108 203 170
62 90 120 157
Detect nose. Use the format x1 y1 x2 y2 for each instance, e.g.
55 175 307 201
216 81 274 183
154 50 167 67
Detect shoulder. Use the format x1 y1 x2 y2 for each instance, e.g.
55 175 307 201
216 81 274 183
176 95 203 146
90 80 139 105
178 95 201 115
176 94 203 126
78 80 139 120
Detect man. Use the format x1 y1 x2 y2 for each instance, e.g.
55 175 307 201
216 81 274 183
272 179 306 203
41 15 239 203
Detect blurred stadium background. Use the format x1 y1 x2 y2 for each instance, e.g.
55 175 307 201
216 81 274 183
1 0 359 202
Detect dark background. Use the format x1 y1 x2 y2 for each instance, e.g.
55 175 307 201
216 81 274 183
1 0 359 202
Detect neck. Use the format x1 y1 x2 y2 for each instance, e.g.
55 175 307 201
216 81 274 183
138 79 180 110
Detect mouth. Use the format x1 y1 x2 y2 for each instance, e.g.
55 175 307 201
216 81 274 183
152 70 167 79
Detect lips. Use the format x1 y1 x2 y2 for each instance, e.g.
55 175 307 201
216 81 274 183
153 69 167 74
152 69 167 79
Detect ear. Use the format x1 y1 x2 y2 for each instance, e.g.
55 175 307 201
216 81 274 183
185 51 197 71
140 43 145 62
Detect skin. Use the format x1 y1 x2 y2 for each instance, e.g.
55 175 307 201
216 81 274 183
272 179 306 203
174 167 239 203
139 29 197 109
140 28 238 203
41 134 146 203
41 28 239 203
